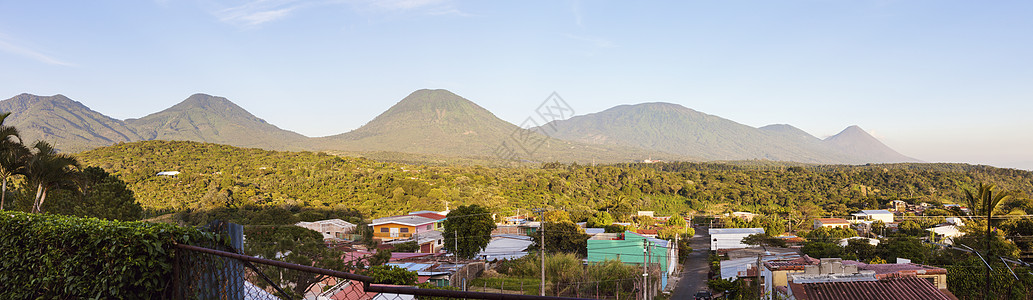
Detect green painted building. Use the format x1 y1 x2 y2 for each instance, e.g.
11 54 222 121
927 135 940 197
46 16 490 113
586 231 677 287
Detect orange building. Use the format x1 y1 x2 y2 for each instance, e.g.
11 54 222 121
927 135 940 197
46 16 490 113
813 218 850 230
370 214 443 241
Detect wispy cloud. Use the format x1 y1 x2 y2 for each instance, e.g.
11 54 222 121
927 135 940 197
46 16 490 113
214 0 309 27
571 0 584 27
208 0 466 27
0 34 74 66
564 34 616 49
356 0 470 16
372 0 448 10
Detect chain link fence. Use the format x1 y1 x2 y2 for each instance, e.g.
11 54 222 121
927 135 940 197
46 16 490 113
172 243 598 300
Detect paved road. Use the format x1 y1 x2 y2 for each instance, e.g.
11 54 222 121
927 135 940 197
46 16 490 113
671 227 710 299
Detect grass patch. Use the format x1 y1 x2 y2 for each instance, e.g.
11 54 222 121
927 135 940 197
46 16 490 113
468 277 541 295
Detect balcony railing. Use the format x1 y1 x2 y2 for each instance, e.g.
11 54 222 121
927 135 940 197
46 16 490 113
373 232 413 238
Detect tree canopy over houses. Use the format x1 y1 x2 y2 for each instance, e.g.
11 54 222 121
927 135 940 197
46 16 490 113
443 204 496 259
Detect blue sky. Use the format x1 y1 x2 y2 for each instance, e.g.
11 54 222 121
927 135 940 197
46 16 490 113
1 1 1031 169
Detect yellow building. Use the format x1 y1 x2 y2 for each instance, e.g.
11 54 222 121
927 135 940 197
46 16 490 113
762 255 820 297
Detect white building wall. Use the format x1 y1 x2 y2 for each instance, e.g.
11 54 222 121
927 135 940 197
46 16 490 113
712 233 755 250
871 214 894 223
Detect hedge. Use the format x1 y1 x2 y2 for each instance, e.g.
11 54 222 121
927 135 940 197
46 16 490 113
0 211 219 299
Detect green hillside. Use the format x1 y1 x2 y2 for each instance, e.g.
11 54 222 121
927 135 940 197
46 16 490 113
78 140 1033 220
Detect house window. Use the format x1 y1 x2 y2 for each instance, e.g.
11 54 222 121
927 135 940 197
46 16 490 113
400 228 409 233
381 228 389 232
427 225 433 230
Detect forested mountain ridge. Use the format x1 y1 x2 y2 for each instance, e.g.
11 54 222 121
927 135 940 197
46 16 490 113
316 89 684 163
4 90 917 165
0 94 141 152
77 140 1033 220
540 102 918 164
0 93 309 153
125 93 310 151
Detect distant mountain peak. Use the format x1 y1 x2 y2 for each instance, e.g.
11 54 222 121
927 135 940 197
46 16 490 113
168 93 243 112
0 93 140 152
825 125 877 142
331 89 502 141
10 93 74 104
841 124 865 132
760 124 795 130
633 102 688 109
320 89 672 162
611 102 696 112
759 124 820 141
388 89 487 114
825 125 920 163
123 93 307 151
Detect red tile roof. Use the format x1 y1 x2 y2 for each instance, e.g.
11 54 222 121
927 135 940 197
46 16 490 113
792 276 952 300
815 218 850 224
325 280 376 300
636 229 658 235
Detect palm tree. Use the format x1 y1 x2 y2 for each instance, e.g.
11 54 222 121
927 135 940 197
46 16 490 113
0 112 27 211
963 183 1012 255
963 183 1011 221
25 141 80 213
963 182 1013 296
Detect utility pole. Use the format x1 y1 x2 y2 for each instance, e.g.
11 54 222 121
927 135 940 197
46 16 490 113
643 239 650 300
534 208 546 296
541 222 546 296
985 198 992 300
756 254 763 300
648 241 653 300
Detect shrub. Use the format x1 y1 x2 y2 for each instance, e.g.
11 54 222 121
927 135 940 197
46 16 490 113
0 211 217 299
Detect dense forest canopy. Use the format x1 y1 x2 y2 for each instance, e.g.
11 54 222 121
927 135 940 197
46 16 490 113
76 141 1033 220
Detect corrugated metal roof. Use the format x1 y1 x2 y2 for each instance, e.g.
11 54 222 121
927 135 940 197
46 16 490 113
371 215 437 226
765 255 819 270
386 262 434 272
709 228 766 235
841 261 948 275
410 213 447 220
815 218 850 224
795 276 951 300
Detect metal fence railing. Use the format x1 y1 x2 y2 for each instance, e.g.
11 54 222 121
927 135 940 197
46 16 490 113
173 243 597 300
